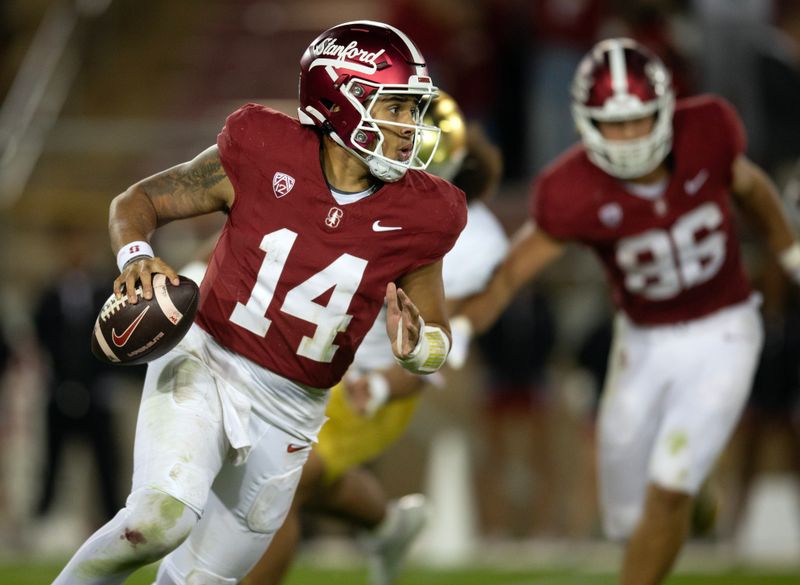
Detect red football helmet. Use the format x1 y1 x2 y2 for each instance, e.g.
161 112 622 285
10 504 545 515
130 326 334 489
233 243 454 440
571 38 675 179
298 20 440 182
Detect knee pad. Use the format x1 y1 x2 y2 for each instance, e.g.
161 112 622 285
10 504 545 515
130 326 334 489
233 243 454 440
246 466 303 534
123 489 198 560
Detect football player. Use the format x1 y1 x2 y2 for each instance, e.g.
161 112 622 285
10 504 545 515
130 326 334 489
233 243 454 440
245 94 508 585
53 21 466 585
451 38 800 585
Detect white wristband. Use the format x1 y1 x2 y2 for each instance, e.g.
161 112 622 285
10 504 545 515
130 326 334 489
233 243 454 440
116 241 154 272
446 315 474 370
363 373 391 417
779 242 800 285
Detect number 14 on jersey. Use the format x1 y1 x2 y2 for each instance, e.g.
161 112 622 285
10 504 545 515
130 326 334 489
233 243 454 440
229 228 368 363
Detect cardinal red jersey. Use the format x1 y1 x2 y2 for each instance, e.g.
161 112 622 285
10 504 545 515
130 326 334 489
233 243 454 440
195 104 466 388
531 95 751 325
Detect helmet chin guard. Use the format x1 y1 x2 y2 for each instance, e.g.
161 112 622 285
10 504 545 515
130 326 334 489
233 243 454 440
571 38 675 179
298 20 441 182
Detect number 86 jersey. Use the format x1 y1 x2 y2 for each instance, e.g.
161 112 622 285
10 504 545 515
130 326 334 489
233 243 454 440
531 95 751 326
195 104 466 389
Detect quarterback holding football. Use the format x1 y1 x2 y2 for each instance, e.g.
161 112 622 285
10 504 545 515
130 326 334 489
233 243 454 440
455 38 800 585
53 20 466 585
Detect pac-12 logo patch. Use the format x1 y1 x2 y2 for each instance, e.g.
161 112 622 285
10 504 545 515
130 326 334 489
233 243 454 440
599 202 623 228
272 172 295 198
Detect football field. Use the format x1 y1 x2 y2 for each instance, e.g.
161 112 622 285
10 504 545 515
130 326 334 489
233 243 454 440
2 561 797 585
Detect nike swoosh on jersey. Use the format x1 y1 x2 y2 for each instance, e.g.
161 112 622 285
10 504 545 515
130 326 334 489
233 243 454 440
372 220 403 232
287 443 309 453
111 305 151 347
684 169 709 195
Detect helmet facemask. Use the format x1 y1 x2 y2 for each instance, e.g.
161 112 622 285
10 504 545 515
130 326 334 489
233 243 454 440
334 78 441 182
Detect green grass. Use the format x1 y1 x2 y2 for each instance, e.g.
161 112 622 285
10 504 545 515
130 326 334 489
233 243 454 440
2 562 798 585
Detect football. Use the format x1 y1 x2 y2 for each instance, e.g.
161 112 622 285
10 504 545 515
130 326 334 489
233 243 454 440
91 274 199 366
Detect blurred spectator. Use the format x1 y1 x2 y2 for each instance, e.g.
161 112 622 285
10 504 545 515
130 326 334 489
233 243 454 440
386 0 497 121
32 228 128 523
755 1 800 173
691 0 774 163
616 0 697 98
474 285 559 537
526 0 609 174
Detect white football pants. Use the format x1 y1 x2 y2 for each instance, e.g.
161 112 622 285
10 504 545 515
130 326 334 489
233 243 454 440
598 297 763 539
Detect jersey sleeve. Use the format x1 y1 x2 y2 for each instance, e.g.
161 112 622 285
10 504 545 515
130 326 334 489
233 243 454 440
404 182 468 275
216 104 258 192
714 97 747 162
217 103 287 204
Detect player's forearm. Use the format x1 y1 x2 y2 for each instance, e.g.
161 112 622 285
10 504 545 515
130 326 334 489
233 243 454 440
742 181 795 256
384 364 426 400
457 269 516 335
734 165 800 284
109 185 159 253
733 157 796 256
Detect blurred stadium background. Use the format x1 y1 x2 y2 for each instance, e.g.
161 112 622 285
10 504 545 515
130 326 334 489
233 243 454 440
1 0 799 583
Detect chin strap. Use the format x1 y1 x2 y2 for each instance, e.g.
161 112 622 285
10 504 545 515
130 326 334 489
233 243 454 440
329 129 409 182
367 155 407 182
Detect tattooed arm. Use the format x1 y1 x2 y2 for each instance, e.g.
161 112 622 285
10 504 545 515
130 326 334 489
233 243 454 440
111 145 235 301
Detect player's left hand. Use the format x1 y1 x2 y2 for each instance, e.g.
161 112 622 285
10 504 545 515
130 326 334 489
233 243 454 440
344 375 371 416
385 282 421 359
344 372 391 417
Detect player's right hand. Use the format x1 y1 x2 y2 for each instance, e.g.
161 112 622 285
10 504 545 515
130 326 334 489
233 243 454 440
114 257 180 304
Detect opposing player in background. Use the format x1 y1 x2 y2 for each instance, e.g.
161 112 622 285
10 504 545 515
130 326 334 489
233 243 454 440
245 93 508 585
53 20 466 585
452 38 800 585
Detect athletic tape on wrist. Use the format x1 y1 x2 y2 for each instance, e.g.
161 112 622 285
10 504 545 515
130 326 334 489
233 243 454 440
779 242 800 285
395 316 451 374
116 241 154 272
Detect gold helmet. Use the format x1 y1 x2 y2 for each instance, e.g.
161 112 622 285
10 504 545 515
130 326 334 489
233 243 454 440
418 90 467 181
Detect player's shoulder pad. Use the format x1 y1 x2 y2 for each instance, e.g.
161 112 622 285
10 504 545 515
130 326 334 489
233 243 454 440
400 170 468 245
675 93 746 153
405 169 467 212
675 94 742 131
223 103 301 139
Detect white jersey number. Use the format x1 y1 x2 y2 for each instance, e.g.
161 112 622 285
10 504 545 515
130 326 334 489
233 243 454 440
616 202 727 300
229 228 368 362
